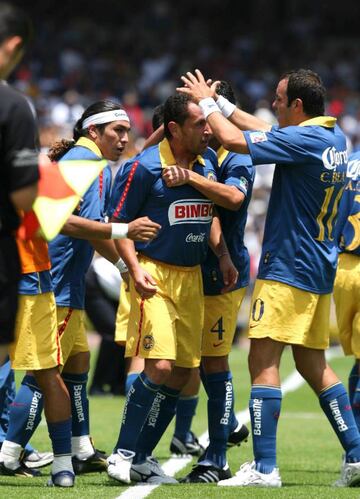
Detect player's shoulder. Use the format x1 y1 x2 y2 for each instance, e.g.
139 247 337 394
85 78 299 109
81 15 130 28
202 147 218 168
0 83 34 120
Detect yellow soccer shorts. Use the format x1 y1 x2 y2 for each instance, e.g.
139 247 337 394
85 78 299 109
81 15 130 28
115 281 131 345
126 256 204 368
9 292 62 370
248 279 331 349
333 252 360 357
202 287 246 357
57 306 89 365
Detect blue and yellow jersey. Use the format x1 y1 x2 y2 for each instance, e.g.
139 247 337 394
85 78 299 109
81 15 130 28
202 147 254 295
244 117 347 294
109 138 217 267
336 151 360 256
49 137 111 309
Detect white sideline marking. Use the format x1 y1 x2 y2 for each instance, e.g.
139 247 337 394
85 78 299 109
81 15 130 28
115 347 342 499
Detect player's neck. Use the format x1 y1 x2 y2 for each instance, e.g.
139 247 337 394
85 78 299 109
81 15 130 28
169 141 197 169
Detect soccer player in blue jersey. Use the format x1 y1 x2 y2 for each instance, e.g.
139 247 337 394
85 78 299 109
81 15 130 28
334 152 360 452
179 69 360 488
0 101 160 486
106 94 238 484
163 81 253 482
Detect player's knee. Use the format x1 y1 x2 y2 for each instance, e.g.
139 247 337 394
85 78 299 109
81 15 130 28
145 359 173 385
202 355 229 373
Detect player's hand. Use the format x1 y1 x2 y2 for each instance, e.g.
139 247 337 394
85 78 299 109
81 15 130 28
127 217 161 242
219 253 238 293
132 267 157 299
177 69 220 104
162 166 190 187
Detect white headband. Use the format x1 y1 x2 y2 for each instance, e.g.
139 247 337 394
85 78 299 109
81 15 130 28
82 109 130 129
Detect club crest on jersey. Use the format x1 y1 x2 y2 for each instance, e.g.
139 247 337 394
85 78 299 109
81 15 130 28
322 146 347 170
249 131 268 143
143 334 154 350
168 199 213 225
207 172 217 182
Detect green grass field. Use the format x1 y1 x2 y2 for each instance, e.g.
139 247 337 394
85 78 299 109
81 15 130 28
1 344 359 498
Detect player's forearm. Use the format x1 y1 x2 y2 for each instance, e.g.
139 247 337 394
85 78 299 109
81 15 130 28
208 213 228 258
114 238 140 276
228 107 271 132
207 112 249 154
188 171 244 210
61 215 111 239
141 125 164 151
90 239 119 264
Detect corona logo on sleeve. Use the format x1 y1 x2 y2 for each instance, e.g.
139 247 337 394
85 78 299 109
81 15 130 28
168 199 213 225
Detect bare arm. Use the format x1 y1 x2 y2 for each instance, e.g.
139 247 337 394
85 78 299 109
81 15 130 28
90 239 120 264
61 214 161 241
111 220 158 299
177 69 271 153
209 212 238 293
141 125 164 151
10 183 38 212
162 167 245 211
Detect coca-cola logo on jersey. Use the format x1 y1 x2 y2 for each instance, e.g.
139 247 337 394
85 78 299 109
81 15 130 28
168 199 213 225
185 232 206 243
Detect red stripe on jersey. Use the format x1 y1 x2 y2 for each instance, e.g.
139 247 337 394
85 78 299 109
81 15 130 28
135 298 145 356
113 160 140 219
99 170 103 198
58 308 73 338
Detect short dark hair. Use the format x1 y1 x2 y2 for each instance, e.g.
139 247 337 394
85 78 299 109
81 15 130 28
281 69 325 117
0 2 33 48
216 80 236 105
152 103 165 131
163 94 191 139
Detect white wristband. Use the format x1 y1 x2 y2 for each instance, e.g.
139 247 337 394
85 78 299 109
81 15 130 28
198 97 221 119
114 257 128 274
216 95 236 118
111 223 128 239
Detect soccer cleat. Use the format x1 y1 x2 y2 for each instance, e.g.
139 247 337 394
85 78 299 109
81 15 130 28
333 460 360 487
107 449 135 484
180 463 231 483
47 470 75 487
0 461 42 478
72 448 108 474
227 423 249 448
218 461 282 487
170 431 204 456
130 456 178 484
22 449 54 469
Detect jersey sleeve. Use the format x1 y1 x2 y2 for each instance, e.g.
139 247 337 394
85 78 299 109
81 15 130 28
78 177 103 221
4 95 39 192
223 159 254 197
244 126 318 165
109 159 155 221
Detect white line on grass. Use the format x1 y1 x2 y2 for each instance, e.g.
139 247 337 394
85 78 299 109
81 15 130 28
115 346 342 499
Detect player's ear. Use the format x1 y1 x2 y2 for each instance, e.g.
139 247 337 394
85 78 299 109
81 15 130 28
87 124 98 140
167 121 180 140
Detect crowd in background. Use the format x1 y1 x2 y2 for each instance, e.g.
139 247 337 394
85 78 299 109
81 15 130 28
11 0 360 277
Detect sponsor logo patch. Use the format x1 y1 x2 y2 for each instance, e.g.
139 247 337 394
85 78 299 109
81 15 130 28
249 131 268 144
168 199 213 226
239 176 249 194
322 146 348 170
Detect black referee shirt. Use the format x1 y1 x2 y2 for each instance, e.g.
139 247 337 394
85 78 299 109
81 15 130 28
0 81 39 235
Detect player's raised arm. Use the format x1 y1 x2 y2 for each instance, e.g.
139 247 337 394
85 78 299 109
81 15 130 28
177 69 270 153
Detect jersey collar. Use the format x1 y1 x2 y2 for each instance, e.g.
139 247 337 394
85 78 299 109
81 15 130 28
159 138 205 170
217 146 229 167
75 137 103 158
299 116 336 128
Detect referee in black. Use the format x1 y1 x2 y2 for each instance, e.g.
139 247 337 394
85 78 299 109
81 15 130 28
0 2 39 363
